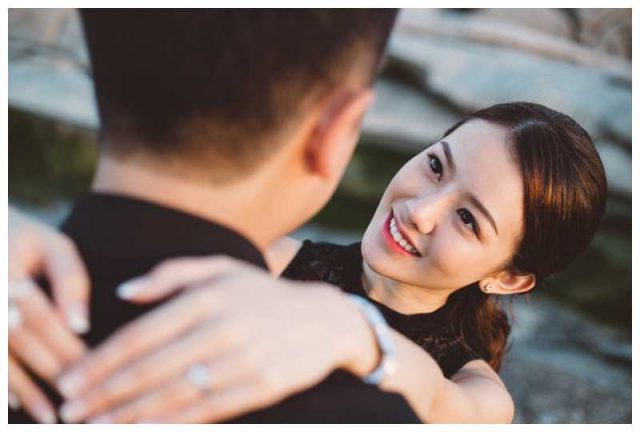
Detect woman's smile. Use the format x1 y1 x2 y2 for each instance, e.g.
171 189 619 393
382 211 421 257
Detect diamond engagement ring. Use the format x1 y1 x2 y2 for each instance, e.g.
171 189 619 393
186 363 212 393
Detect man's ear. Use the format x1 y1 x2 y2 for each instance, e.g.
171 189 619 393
303 88 375 180
479 271 536 296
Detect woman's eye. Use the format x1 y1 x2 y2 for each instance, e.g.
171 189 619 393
457 209 479 236
427 154 443 181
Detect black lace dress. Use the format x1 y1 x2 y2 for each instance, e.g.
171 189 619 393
281 240 485 378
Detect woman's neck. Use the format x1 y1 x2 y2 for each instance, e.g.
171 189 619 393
361 260 450 315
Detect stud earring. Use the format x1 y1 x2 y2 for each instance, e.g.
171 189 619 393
484 284 492 293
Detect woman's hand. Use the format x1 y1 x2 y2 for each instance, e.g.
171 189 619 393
8 206 90 422
56 256 377 423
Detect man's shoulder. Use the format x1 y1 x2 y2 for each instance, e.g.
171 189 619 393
229 370 420 424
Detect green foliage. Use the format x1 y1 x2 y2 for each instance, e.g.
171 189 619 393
9 108 97 205
541 231 631 331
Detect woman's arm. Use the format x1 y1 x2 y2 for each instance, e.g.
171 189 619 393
264 237 303 276
264 240 514 422
354 330 515 423
432 359 515 423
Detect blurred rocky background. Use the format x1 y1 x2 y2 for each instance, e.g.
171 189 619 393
8 8 631 423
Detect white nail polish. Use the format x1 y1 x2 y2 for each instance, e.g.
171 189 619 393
68 307 89 334
116 276 148 299
57 372 84 398
33 404 57 424
8 304 22 328
89 413 113 424
136 418 157 424
8 392 20 410
59 401 85 423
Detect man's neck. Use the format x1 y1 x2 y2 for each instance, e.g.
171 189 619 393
92 156 282 253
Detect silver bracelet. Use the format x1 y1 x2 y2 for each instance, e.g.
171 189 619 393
347 294 397 385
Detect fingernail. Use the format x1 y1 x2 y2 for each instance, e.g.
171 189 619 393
8 304 22 328
33 403 57 424
59 400 86 423
116 276 149 300
8 392 20 410
68 306 89 334
137 417 158 423
57 371 84 398
89 413 113 424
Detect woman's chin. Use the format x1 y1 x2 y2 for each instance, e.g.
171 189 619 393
361 237 391 273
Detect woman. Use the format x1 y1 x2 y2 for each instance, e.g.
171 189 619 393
256 101 608 420
20 102 607 423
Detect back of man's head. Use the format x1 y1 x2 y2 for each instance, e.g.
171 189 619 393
81 9 398 182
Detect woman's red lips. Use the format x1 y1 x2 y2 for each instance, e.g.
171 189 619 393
381 211 421 257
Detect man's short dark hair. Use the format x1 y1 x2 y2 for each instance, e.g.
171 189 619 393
81 9 398 181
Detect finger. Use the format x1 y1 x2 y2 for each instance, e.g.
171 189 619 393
151 380 270 424
9 391 21 411
117 256 243 303
88 378 200 424
11 278 86 364
57 285 222 399
88 353 249 424
9 327 64 384
9 355 57 424
41 236 90 334
60 318 237 422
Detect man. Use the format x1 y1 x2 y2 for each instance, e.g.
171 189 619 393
8 9 419 423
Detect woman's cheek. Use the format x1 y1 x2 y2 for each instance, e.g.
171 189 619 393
429 235 477 283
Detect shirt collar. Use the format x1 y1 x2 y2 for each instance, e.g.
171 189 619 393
61 192 268 270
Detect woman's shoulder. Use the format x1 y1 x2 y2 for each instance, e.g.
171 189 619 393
265 237 304 276
280 240 363 291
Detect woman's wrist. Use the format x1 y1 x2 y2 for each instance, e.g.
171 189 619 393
302 283 375 377
329 290 382 378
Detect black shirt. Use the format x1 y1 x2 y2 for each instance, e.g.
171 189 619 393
282 240 483 378
9 193 419 424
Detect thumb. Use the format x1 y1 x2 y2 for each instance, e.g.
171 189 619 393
42 237 91 334
116 255 242 303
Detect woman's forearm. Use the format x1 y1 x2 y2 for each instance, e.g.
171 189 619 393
342 325 445 422
340 310 512 423
335 293 445 421
380 331 449 421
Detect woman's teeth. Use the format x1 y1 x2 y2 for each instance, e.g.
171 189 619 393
389 217 419 255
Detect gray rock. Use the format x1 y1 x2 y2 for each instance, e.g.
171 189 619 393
596 141 632 195
503 295 631 423
361 79 458 150
9 9 88 66
8 58 98 129
9 10 96 128
476 8 575 40
387 31 632 146
9 199 72 226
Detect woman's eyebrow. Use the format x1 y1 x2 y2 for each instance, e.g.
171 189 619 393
469 195 499 235
441 141 456 174
440 140 499 235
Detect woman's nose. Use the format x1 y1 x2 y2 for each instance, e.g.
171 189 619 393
405 189 456 235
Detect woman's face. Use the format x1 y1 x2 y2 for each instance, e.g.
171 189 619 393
361 119 525 292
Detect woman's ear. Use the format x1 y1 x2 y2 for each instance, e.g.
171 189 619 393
479 271 536 296
304 88 375 180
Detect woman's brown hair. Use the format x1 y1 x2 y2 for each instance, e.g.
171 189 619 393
444 102 608 371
